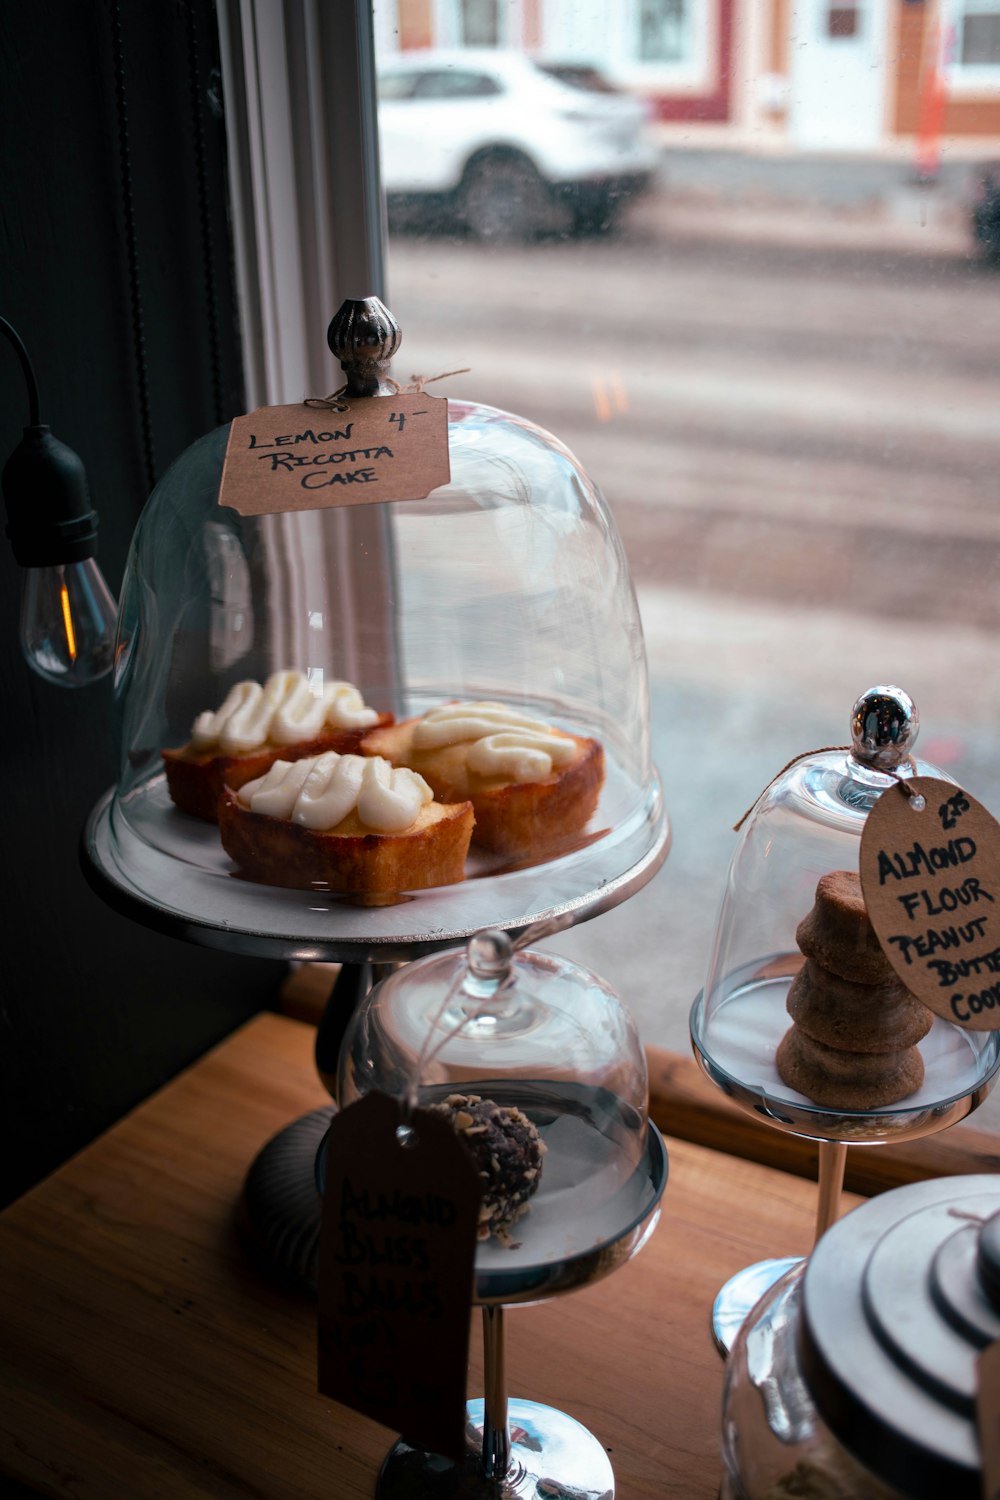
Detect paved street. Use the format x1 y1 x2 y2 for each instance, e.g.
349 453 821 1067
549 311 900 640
386 206 1000 1134
388 215 1000 626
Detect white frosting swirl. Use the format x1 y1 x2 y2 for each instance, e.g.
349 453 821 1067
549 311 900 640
412 701 576 781
190 671 378 754
237 752 432 833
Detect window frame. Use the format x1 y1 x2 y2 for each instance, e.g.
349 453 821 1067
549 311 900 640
944 0 1000 90
216 0 400 704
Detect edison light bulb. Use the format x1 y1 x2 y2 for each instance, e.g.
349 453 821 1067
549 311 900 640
19 558 118 687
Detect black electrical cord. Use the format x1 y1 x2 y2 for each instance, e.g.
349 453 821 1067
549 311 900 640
0 315 42 428
111 0 158 495
184 0 225 429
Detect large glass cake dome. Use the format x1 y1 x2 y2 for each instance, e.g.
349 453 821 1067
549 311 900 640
85 298 668 959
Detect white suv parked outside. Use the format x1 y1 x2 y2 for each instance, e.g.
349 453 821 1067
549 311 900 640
377 49 659 241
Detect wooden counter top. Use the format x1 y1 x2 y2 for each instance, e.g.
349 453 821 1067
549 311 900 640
0 1013 860 1499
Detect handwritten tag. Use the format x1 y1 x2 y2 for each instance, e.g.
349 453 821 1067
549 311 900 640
219 395 450 517
317 1091 481 1462
859 777 1000 1029
978 1337 1000 1500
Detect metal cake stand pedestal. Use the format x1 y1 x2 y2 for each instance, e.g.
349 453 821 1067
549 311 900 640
82 773 670 1291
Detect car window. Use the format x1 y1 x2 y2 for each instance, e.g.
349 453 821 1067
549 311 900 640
537 63 621 93
411 70 502 100
378 72 421 101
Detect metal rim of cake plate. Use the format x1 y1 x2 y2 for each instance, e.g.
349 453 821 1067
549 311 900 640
80 772 670 963
312 1118 668 1306
688 963 1000 1147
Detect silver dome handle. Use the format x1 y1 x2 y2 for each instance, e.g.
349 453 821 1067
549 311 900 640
850 685 919 771
327 296 401 398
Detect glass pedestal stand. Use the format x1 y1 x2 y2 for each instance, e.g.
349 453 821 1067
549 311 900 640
370 1125 668 1500
710 1138 846 1356
690 958 1000 1357
82 777 670 1293
379 1309 615 1500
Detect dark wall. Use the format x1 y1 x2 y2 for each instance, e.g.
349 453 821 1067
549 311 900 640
0 1 285 1207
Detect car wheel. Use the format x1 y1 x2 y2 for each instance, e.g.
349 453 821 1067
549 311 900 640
458 153 553 243
571 191 620 238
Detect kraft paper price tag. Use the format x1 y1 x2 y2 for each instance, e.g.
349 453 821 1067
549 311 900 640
219 395 450 517
978 1337 1000 1499
317 1090 481 1462
859 777 1000 1030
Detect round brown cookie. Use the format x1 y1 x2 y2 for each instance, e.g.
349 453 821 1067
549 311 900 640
785 958 933 1053
776 1027 925 1110
780 1028 916 1082
795 869 895 983
426 1093 545 1245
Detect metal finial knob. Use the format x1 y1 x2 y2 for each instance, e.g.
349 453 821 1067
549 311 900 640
467 930 514 982
850 685 919 770
327 296 401 397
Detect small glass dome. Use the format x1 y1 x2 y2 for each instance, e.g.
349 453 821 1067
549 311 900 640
93 299 668 957
690 686 1000 1140
336 931 664 1303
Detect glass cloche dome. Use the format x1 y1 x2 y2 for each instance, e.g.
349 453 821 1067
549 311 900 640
690 686 1000 1141
335 930 666 1303
324 929 667 1497
85 298 668 958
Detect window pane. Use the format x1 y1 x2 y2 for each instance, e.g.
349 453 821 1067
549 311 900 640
461 0 501 46
961 12 1000 63
826 4 860 38
375 14 1000 1131
640 0 689 62
378 71 419 99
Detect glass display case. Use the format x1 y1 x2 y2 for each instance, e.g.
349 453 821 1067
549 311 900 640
83 297 669 960
721 1175 1000 1499
328 930 668 1497
690 686 1000 1350
691 688 999 1147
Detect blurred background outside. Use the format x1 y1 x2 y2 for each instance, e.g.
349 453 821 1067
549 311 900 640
369 0 1000 1078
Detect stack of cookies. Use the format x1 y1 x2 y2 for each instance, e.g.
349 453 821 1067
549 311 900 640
776 870 933 1110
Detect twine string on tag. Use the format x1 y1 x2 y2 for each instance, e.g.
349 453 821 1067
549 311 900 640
387 368 471 396
891 762 926 811
303 384 350 412
733 748 920 832
399 956 516 1128
734 746 848 833
304 368 471 413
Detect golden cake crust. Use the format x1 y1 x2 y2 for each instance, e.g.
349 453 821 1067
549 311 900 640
163 714 392 823
360 716 604 857
217 786 473 894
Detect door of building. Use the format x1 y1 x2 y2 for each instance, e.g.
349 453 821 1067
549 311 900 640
788 0 888 148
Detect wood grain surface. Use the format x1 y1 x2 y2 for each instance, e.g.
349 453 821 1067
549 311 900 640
0 1012 855 1500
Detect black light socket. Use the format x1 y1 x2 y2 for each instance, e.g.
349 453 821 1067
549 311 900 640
3 425 100 568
